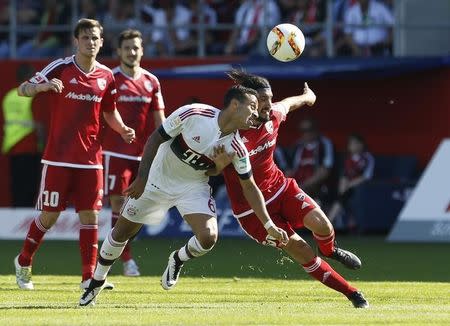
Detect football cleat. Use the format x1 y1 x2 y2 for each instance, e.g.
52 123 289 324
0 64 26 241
79 278 107 306
80 278 114 291
330 246 362 270
123 259 140 277
14 255 34 290
161 251 184 290
348 291 369 308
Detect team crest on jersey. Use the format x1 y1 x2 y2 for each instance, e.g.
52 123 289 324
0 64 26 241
265 121 274 134
144 80 153 92
97 78 106 90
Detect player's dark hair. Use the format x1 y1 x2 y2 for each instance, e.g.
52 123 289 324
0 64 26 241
118 29 143 48
227 68 271 90
223 85 258 107
74 18 103 38
348 133 367 150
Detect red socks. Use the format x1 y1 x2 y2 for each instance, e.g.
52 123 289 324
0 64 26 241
302 257 356 297
313 231 335 256
112 212 132 262
79 224 98 281
18 216 48 266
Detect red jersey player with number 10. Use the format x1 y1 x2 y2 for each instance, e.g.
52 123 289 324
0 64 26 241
219 69 369 308
14 19 135 291
102 29 166 277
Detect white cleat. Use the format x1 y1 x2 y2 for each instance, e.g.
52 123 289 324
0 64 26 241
161 251 184 290
123 259 140 277
80 278 114 291
79 279 107 306
14 255 34 290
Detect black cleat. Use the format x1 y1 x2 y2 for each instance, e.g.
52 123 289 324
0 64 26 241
348 291 369 308
330 247 362 270
79 278 106 306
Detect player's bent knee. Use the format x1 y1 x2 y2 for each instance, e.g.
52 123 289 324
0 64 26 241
198 232 218 250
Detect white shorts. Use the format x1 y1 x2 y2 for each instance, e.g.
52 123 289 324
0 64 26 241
120 184 217 225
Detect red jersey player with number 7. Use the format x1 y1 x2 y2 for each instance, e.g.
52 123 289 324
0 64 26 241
217 69 369 308
14 19 135 291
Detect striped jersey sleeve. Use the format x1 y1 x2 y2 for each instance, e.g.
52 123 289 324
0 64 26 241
229 133 252 178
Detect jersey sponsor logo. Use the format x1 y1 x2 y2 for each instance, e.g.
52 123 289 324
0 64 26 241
265 121 274 134
144 80 153 92
117 95 152 103
192 136 201 143
65 92 102 102
69 78 78 84
97 78 106 90
248 139 276 156
170 134 214 170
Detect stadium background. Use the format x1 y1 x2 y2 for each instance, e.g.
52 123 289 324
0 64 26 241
0 1 449 324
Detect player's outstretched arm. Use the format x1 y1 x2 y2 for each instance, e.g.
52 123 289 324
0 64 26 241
103 110 136 144
18 78 64 97
123 130 166 199
280 82 316 113
239 176 289 245
205 145 235 176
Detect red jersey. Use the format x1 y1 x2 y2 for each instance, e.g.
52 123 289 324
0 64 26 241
102 67 165 160
292 135 334 184
344 152 374 180
223 102 289 217
29 55 117 169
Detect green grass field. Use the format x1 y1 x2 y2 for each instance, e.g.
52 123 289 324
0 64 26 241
1 236 449 325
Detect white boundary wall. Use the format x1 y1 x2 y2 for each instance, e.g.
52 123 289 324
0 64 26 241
388 139 450 242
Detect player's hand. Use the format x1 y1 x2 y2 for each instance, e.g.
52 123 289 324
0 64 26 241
211 145 235 170
121 126 135 144
123 177 146 199
267 225 289 246
40 78 64 93
302 82 316 106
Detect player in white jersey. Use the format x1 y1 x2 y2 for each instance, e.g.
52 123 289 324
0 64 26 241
80 85 289 306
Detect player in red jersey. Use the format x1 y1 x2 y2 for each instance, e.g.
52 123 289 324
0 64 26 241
328 133 375 228
14 19 135 290
102 29 166 277
217 69 368 308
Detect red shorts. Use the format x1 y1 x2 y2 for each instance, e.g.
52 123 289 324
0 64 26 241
103 155 139 196
237 178 317 248
36 164 103 212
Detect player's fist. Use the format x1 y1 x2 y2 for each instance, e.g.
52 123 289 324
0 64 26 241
267 225 289 246
211 144 235 170
121 126 135 144
303 82 316 106
39 78 64 93
123 176 146 199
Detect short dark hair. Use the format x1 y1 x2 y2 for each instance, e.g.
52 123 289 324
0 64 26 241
223 85 258 107
227 68 271 90
118 29 143 48
348 133 367 149
74 18 103 38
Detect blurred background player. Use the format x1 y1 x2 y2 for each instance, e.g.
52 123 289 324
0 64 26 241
290 117 336 209
13 18 135 290
102 29 166 277
218 69 368 308
80 85 289 306
328 133 375 230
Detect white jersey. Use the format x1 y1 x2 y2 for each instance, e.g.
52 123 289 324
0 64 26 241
147 103 251 196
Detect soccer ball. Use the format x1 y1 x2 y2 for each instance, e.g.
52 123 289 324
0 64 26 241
266 23 305 62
